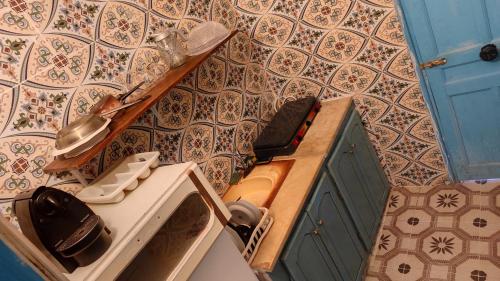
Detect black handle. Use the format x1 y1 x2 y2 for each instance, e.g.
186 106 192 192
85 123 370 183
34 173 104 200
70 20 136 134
119 80 146 102
480 44 498 61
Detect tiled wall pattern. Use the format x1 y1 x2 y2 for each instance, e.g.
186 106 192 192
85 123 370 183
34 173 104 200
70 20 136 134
0 0 448 222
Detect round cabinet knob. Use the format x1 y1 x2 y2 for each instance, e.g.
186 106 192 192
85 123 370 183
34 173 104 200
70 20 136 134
480 44 498 61
312 229 320 236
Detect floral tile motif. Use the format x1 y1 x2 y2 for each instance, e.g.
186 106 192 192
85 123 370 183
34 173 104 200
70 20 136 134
243 94 260 120
0 136 52 198
236 0 273 14
236 120 257 154
229 32 251 64
342 1 387 35
268 47 308 77
26 34 90 87
213 125 235 155
6 85 73 135
280 78 321 102
153 130 183 164
301 57 336 84
217 90 242 124
271 0 305 18
317 29 365 63
152 0 187 19
375 11 406 46
302 0 350 29
205 156 232 195
182 124 214 162
211 0 238 30
225 62 245 89
286 24 324 53
197 56 225 92
0 0 52 34
331 63 378 94
0 35 34 82
157 87 193 129
245 63 266 93
85 44 132 86
98 2 146 48
193 92 217 122
356 39 399 70
46 0 104 40
254 14 294 47
103 128 152 169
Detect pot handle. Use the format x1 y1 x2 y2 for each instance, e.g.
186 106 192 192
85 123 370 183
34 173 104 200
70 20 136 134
119 80 146 102
100 95 151 117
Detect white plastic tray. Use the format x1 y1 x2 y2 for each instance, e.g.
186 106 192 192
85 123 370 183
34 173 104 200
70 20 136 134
76 152 160 204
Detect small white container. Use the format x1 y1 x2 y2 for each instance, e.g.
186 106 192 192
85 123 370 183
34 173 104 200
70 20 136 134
76 152 160 204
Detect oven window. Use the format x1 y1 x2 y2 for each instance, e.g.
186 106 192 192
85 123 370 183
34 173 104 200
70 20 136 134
117 193 210 281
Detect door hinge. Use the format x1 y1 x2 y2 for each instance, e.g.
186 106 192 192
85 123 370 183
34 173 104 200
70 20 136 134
419 58 447 69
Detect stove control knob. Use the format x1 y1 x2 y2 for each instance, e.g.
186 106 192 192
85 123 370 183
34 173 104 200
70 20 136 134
296 135 303 141
306 120 312 126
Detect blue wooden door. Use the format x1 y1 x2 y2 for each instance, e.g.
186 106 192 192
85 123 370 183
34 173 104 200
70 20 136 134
281 214 342 281
306 171 366 281
397 0 500 180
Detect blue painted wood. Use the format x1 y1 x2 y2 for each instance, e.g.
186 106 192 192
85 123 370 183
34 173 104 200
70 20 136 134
327 112 378 250
396 0 500 180
281 214 341 281
0 240 42 281
306 171 366 281
269 260 293 281
348 112 390 215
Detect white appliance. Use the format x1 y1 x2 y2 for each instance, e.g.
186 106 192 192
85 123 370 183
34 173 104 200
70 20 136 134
64 162 258 281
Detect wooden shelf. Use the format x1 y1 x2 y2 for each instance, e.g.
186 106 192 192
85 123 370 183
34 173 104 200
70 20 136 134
44 31 238 173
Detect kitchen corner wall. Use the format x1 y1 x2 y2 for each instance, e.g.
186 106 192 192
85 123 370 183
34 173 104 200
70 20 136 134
0 0 447 223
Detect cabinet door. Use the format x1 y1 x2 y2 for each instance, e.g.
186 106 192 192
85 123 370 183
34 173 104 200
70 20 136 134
282 214 341 281
327 113 379 250
307 172 366 281
349 112 390 214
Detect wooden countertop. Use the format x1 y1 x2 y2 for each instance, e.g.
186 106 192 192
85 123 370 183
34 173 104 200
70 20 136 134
44 31 237 173
250 97 354 272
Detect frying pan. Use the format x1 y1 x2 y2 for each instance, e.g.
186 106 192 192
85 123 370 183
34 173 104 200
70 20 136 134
90 81 145 117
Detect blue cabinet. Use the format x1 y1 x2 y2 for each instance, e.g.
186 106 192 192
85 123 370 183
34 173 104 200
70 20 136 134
327 111 389 250
281 214 342 281
271 109 389 281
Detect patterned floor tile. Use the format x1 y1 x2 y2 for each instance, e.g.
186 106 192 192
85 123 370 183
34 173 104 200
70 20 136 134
367 183 500 281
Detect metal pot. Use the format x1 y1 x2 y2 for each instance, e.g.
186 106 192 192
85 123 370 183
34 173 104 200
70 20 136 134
90 81 145 117
55 95 151 153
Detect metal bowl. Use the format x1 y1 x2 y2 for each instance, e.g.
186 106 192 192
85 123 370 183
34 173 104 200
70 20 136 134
56 115 109 150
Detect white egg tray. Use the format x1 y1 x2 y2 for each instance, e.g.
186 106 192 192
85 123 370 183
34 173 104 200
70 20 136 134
76 152 160 204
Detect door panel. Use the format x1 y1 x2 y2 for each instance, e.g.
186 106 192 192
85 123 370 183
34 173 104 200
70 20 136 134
348 113 389 213
307 172 365 281
327 124 377 250
282 215 341 281
398 0 500 179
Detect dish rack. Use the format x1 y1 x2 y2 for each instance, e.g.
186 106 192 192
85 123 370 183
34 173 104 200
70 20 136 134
76 152 160 204
242 207 274 263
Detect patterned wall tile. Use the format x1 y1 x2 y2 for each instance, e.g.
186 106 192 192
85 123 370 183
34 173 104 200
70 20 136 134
0 0 449 224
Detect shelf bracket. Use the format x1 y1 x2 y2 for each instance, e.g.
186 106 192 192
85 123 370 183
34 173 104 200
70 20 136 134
70 169 88 186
